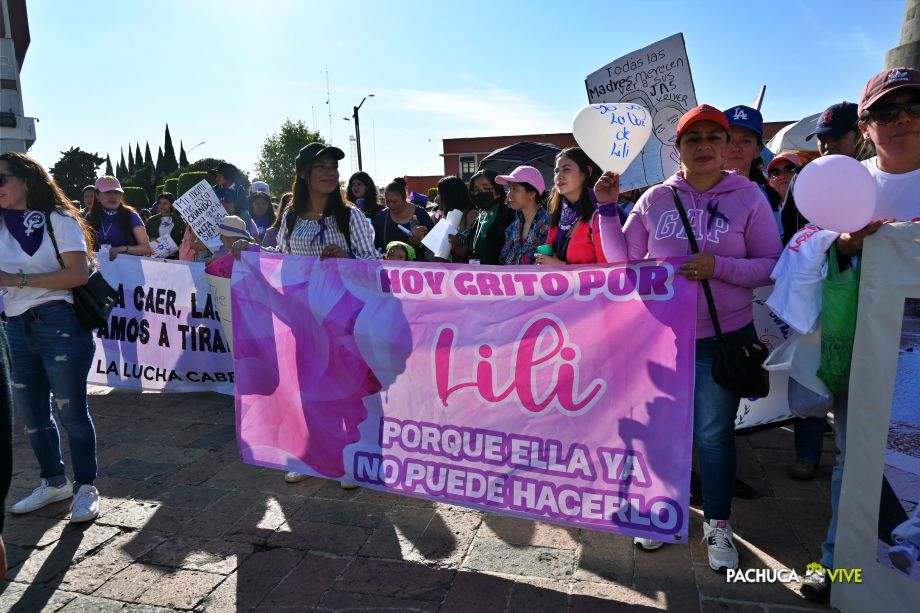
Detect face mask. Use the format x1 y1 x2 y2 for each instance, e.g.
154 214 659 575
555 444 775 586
474 191 498 209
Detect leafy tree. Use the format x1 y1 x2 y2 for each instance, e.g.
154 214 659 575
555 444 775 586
255 119 325 195
49 147 104 200
162 124 178 175
144 142 153 167
134 143 143 169
105 154 114 176
179 141 189 168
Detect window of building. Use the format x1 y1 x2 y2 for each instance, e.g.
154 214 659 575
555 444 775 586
459 156 476 181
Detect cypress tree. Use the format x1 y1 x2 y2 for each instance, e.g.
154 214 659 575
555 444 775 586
163 124 178 174
105 154 114 176
155 146 163 176
134 143 143 169
179 141 189 167
144 142 153 167
127 143 134 173
117 148 128 179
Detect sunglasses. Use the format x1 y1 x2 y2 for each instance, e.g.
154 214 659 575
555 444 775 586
768 166 795 177
866 100 920 124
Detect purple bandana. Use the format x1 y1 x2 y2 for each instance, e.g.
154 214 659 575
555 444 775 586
559 198 580 234
2 209 46 256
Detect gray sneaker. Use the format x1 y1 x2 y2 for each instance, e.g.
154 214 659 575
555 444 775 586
284 472 309 483
70 485 100 523
702 519 739 571
11 479 73 514
633 537 663 550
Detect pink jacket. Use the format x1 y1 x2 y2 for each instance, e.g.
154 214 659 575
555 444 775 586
600 171 781 338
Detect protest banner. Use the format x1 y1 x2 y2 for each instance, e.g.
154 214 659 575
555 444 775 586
234 253 697 542
585 33 697 191
172 180 225 250
88 255 234 394
834 223 920 610
150 234 179 259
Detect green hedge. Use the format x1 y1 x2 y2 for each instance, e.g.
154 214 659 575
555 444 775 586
164 178 179 197
122 187 149 210
154 184 166 198
176 172 209 198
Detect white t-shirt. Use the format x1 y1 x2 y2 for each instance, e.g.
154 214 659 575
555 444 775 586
0 210 88 317
862 157 920 221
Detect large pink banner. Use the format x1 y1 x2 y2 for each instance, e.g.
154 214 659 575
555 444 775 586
233 252 697 542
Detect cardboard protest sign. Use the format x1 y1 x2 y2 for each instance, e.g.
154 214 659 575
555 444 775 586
834 223 920 610
150 234 179 258
172 180 225 250
234 254 697 542
585 33 698 190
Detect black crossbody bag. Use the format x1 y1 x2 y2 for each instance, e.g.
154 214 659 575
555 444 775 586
45 213 120 330
669 188 770 398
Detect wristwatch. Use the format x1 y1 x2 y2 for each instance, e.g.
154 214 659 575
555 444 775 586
18 272 28 288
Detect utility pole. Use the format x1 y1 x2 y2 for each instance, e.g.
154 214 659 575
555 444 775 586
349 95 374 171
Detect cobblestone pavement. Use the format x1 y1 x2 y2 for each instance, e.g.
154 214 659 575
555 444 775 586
1 390 836 612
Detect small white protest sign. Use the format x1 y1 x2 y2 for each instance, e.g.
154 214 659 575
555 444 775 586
172 180 225 251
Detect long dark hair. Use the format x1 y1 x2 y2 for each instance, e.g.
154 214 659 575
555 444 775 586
156 192 184 223
436 175 472 216
347 171 381 217
0 152 96 261
547 147 600 227
285 156 352 246
87 191 141 249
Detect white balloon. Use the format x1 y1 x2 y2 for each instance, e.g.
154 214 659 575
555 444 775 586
572 104 653 174
793 155 877 234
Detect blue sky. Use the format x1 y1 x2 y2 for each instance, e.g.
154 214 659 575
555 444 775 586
21 0 904 186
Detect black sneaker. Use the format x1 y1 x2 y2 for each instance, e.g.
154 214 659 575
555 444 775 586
801 566 831 604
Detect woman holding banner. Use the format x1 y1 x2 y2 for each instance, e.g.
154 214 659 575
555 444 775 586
0 152 102 524
87 176 152 259
145 192 187 260
535 147 609 266
594 105 782 572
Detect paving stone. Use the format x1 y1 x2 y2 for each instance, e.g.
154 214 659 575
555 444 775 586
700 598 765 612
140 536 252 574
56 531 165 594
290 497 387 529
317 589 441 612
105 459 183 481
404 507 482 568
464 537 577 580
507 577 569 613
233 548 306 611
574 529 635 583
570 580 671 611
167 451 235 486
196 573 236 613
335 557 455 602
57 594 177 612
479 515 580 550
267 519 370 555
224 494 310 545
93 563 169 603
135 568 225 610
359 506 436 559
440 570 514 612
0 581 78 612
261 552 349 608
6 523 122 585
144 484 231 510
1 515 69 548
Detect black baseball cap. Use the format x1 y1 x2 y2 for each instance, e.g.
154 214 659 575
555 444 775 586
805 102 858 141
294 143 345 171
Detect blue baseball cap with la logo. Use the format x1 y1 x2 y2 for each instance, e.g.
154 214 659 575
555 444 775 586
806 102 859 141
724 105 764 138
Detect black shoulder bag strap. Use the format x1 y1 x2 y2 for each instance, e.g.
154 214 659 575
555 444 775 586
44 212 70 270
669 187 723 340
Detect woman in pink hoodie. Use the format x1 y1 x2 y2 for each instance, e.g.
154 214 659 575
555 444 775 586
595 104 782 571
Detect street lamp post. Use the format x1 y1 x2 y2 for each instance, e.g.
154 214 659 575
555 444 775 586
350 95 374 171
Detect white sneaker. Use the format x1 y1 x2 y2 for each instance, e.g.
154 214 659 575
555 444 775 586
702 519 739 571
11 479 73 514
284 471 309 483
633 536 663 551
339 481 359 490
70 485 100 523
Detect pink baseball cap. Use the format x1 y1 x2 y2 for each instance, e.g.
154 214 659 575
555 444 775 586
94 176 123 193
767 153 802 172
495 165 545 194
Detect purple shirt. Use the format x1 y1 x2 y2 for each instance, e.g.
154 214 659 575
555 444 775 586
96 207 145 248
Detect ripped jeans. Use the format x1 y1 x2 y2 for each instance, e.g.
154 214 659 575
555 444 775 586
6 300 97 490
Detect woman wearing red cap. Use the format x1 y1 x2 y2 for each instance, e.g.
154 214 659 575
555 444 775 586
595 104 782 572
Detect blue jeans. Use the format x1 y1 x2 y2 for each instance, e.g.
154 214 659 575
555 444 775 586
6 301 97 490
793 416 827 465
694 322 756 521
820 393 848 568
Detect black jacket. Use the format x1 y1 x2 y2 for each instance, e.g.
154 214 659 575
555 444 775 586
145 212 188 259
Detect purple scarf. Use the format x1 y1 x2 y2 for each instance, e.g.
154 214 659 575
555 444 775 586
2 209 46 256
